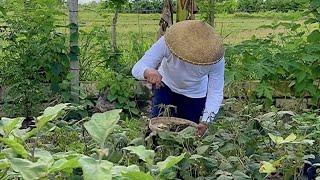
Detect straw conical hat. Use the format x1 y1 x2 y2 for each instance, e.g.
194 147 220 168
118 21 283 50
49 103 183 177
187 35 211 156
164 20 224 65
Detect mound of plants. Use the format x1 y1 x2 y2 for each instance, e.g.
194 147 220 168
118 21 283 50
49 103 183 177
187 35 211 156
0 101 319 179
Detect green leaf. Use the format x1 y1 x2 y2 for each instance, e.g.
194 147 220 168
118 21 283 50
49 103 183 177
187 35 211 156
0 117 24 136
283 133 297 143
49 157 80 173
259 161 276 175
23 104 69 140
42 103 70 117
156 153 185 173
307 30 320 43
233 171 250 180
268 133 296 145
0 138 29 158
217 175 233 180
111 165 140 177
296 71 307 83
123 145 155 165
0 5 7 15
84 109 121 146
121 171 153 180
268 133 283 145
79 156 113 180
34 149 53 166
107 94 117 102
10 158 47 180
196 145 209 155
0 159 10 169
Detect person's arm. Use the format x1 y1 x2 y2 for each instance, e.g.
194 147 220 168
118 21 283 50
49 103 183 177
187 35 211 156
202 58 225 122
132 36 167 80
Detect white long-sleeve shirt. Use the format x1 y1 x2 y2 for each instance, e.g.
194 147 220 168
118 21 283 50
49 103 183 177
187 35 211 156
132 36 224 122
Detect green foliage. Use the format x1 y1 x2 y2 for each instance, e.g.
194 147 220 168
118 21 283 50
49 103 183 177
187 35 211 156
83 109 121 147
98 72 140 116
237 0 264 13
156 153 185 173
127 0 163 13
78 156 113 180
0 102 319 179
225 7 320 104
264 0 309 12
215 0 238 14
0 0 68 117
79 26 114 80
105 0 128 11
123 145 155 165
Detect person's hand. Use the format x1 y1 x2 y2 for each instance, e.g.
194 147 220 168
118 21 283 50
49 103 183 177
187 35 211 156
144 68 163 88
197 123 208 137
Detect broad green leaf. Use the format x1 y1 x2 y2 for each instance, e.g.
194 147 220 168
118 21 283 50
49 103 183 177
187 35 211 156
34 149 53 166
217 175 233 180
0 159 10 169
0 117 23 136
156 153 185 173
52 151 80 159
233 171 250 180
121 171 153 180
196 145 209 155
268 133 283 145
23 104 69 140
111 165 140 177
268 133 296 145
219 161 233 171
259 161 276 175
189 154 206 160
129 137 144 146
123 145 155 165
79 156 113 180
42 103 70 117
283 133 297 143
307 30 320 43
84 109 122 146
37 103 70 128
0 138 28 158
10 158 47 180
49 157 80 173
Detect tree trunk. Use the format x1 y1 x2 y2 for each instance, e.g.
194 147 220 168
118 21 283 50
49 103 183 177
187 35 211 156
111 9 119 54
68 0 80 103
176 0 188 22
176 0 197 22
208 0 215 27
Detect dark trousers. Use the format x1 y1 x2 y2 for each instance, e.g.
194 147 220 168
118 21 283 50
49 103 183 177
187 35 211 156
150 83 206 124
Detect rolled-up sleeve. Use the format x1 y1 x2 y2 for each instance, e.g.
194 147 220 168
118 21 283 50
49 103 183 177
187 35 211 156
202 58 225 122
132 36 167 80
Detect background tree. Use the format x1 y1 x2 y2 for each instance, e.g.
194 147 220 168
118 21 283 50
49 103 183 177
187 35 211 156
105 0 128 55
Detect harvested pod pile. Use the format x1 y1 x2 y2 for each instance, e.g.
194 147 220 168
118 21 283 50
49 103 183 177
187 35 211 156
149 117 198 133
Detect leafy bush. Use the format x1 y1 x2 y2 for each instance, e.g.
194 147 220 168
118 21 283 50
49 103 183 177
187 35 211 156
215 0 238 14
237 0 264 13
264 0 309 12
225 0 320 105
127 0 163 13
0 0 68 117
97 71 141 117
1 102 319 179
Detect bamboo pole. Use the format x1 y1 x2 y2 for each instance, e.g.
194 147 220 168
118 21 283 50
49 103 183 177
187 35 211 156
68 0 80 103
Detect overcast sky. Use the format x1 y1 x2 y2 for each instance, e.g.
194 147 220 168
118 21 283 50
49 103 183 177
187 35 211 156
79 0 100 4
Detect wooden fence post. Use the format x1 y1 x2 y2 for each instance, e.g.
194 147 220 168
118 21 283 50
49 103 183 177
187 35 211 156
68 0 80 103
